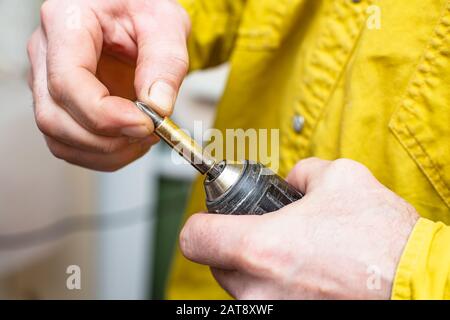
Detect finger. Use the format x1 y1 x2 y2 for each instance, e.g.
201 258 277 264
27 30 39 90
179 213 259 270
26 34 35 90
44 135 157 172
27 69 33 89
28 28 149 154
35 97 144 153
286 157 331 194
40 1 153 138
131 0 190 115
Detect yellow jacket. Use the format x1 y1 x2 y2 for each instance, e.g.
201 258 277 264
167 0 450 299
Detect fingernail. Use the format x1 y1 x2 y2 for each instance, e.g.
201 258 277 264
148 81 175 113
121 125 150 138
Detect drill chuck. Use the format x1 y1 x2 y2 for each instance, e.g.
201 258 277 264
204 160 303 214
135 101 303 215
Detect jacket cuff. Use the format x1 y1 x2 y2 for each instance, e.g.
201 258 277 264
391 217 450 299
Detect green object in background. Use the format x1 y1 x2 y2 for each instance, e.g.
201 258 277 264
151 176 191 299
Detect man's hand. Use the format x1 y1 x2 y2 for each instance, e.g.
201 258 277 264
180 158 419 299
28 0 190 171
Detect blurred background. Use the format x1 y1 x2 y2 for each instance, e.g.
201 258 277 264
0 0 227 299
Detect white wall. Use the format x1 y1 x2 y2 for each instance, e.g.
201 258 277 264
0 0 228 299
0 0 98 299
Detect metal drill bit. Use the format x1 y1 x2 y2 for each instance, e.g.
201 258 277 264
135 101 218 176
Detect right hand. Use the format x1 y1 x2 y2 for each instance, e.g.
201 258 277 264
27 0 191 171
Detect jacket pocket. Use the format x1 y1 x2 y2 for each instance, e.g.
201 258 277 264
389 5 450 208
235 0 302 51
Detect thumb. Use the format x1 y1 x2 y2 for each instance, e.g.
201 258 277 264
286 157 331 194
132 1 190 116
180 213 259 270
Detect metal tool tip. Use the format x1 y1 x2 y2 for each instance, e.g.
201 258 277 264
135 101 163 126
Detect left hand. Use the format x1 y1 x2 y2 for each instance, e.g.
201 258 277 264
179 158 419 299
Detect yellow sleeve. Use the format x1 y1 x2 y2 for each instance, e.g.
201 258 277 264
178 0 247 71
392 218 450 299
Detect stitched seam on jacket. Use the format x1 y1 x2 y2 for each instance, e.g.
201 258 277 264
389 3 450 208
294 1 373 154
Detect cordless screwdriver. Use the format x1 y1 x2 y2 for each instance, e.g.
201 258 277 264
135 101 303 215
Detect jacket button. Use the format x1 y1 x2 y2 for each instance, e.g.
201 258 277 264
292 114 305 134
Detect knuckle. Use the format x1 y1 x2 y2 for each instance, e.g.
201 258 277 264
170 55 189 75
332 158 367 173
46 138 65 160
47 75 112 135
35 108 54 136
87 116 110 134
150 55 189 89
138 53 189 83
297 157 320 167
84 101 116 134
47 71 66 101
328 159 373 187
332 158 354 168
